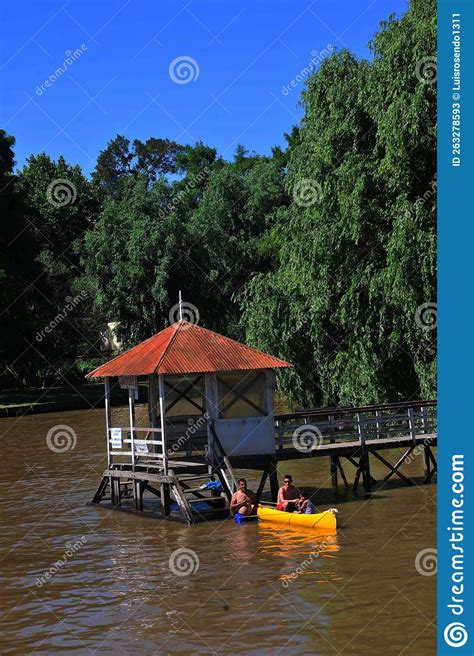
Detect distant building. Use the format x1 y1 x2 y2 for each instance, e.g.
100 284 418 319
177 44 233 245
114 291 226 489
99 322 122 353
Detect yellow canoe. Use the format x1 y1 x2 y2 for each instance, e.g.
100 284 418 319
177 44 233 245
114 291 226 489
257 506 337 531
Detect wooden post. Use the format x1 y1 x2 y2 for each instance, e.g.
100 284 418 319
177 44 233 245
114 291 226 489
407 407 416 446
129 387 136 472
276 420 283 451
420 406 431 481
269 458 279 502
161 482 171 518
158 374 167 475
357 413 371 492
375 409 382 439
104 377 112 469
134 480 144 511
254 467 269 505
148 374 159 454
111 476 121 507
329 413 338 490
204 373 219 474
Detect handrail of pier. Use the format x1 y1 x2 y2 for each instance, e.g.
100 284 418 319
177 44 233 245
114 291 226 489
274 402 437 452
275 399 436 422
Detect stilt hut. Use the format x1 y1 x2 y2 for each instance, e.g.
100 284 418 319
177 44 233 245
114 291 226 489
87 320 291 524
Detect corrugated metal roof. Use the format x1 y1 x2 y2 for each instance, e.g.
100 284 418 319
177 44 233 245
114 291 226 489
86 321 292 378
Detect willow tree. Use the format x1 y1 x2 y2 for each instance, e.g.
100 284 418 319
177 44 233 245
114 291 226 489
241 0 436 406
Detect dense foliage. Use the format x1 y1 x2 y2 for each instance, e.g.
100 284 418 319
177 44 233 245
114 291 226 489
0 0 436 404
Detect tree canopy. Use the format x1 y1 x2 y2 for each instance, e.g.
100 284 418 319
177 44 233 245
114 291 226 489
0 0 436 405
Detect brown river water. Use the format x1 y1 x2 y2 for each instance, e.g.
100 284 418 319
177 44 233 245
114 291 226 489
0 406 436 656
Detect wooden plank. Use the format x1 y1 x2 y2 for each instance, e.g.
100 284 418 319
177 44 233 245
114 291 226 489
169 472 193 524
103 468 175 483
270 434 437 461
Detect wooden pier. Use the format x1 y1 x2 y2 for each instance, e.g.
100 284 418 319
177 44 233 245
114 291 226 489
90 399 437 523
230 400 437 495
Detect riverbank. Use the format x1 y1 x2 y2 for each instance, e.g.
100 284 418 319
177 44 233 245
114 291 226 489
0 382 144 418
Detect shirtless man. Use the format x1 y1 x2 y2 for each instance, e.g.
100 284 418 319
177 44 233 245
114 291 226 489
230 479 256 515
277 474 300 512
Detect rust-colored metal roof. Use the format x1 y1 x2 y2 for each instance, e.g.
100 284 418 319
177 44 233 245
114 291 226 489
86 321 292 378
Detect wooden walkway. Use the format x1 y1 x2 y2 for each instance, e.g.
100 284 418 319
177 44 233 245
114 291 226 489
276 400 437 492
230 400 437 493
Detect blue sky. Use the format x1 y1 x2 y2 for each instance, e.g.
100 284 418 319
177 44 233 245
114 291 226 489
1 0 408 175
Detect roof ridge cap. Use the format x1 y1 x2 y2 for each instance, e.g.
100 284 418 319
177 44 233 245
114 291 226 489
154 322 182 374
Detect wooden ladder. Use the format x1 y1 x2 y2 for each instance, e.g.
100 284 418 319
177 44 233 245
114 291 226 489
208 422 239 500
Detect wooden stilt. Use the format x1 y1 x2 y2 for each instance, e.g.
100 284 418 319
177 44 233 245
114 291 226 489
426 447 437 481
269 459 279 502
330 456 338 490
335 457 349 488
345 456 376 484
92 476 108 504
423 444 431 481
254 468 269 505
111 476 121 507
353 457 362 492
134 480 144 511
160 483 171 517
357 414 371 492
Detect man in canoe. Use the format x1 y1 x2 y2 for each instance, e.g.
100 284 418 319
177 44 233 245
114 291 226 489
277 474 300 512
230 478 256 515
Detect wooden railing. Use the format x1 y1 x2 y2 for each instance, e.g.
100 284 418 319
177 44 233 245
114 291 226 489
108 426 167 472
274 401 437 451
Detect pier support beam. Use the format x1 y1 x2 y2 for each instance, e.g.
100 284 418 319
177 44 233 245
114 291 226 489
269 459 279 502
161 482 171 517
